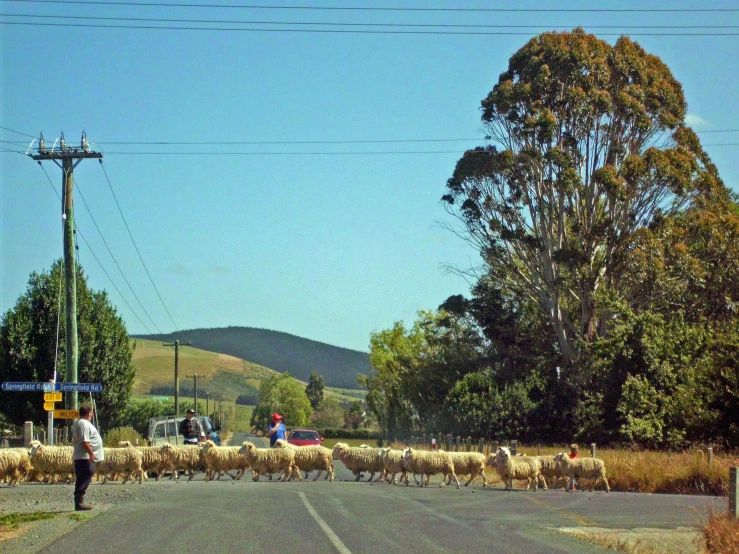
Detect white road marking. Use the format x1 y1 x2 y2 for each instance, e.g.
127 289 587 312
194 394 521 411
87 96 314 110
298 492 353 554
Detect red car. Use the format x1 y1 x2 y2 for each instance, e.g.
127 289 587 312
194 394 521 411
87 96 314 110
287 429 324 447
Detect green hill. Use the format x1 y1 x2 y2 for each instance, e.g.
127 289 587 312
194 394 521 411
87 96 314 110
130 338 363 404
133 327 372 389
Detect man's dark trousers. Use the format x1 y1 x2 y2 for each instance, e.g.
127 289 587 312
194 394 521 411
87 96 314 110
74 459 95 508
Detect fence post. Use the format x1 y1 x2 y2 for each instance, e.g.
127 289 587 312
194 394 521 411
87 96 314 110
478 438 485 454
446 434 452 451
455 436 461 451
437 433 443 451
422 434 427 448
591 443 597 458
24 421 33 447
708 446 713 466
537 444 541 456
466 437 472 452
730 467 738 519
511 440 517 457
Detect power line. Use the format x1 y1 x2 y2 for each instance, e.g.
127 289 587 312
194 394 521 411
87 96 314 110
36 163 154 334
3 13 739 30
0 124 37 138
4 21 739 35
3 130 739 147
98 161 180 331
6 0 739 12
74 179 164 333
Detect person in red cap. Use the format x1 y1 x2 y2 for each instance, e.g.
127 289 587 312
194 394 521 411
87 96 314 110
267 413 286 447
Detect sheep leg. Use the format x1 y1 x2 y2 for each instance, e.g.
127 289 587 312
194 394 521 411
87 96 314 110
449 472 460 489
313 470 322 482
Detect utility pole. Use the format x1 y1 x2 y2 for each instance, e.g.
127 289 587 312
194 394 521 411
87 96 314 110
31 132 102 411
186 374 198 415
163 340 191 416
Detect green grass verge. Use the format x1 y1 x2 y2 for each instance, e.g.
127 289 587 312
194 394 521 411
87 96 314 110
0 512 57 529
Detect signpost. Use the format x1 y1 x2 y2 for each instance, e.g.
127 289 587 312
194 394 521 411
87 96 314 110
2 382 102 444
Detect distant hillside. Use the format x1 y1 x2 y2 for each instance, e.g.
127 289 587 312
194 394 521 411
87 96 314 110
130 338 364 404
133 327 372 389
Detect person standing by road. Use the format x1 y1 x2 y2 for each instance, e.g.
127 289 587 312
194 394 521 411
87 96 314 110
267 413 286 447
179 408 204 445
72 405 104 511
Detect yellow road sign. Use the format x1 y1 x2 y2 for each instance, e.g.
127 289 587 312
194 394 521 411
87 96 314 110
44 401 55 410
53 409 79 419
44 392 62 402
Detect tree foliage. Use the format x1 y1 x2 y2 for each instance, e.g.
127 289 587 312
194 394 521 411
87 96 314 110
442 28 722 360
0 260 135 430
311 396 344 429
360 29 738 448
250 373 313 430
305 371 325 410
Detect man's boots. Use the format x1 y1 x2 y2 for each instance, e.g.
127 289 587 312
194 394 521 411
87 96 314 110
74 493 93 511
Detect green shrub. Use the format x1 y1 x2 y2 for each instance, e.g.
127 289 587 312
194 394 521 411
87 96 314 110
103 426 144 447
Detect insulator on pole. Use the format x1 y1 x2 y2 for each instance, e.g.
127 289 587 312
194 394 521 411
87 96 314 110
39 133 45 153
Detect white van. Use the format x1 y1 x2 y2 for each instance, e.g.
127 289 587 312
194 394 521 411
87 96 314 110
146 415 221 447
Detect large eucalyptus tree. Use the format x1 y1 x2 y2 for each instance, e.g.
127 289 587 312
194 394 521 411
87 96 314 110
443 28 722 360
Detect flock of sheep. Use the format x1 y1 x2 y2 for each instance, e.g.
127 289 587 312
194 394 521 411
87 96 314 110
0 439 610 493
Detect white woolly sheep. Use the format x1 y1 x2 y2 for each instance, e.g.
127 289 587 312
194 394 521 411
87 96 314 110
96 447 145 484
28 441 74 484
403 448 460 489
331 443 384 482
0 448 32 486
525 455 565 489
444 451 488 487
159 443 203 480
274 439 334 482
487 447 541 491
239 441 299 482
553 453 610 492
378 447 408 485
201 441 248 481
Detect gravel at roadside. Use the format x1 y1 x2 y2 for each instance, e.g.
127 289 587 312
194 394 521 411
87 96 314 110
0 481 175 553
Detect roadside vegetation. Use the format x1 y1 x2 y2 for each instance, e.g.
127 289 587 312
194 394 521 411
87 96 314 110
702 510 739 554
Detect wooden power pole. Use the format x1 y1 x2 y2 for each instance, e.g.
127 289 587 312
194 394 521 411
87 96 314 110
31 132 102 411
164 340 190 416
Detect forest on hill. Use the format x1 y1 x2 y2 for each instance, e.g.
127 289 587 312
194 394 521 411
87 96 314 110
134 327 371 389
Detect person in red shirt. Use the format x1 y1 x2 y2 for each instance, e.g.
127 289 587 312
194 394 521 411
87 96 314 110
568 444 580 490
569 444 579 459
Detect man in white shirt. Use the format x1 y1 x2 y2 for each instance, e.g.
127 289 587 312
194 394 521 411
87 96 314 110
72 405 104 511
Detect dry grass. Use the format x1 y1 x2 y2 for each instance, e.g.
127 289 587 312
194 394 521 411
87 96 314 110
389 442 738 495
702 511 739 553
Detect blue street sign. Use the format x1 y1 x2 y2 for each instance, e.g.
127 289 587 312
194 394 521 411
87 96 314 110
56 383 103 393
1 382 54 392
2 382 103 393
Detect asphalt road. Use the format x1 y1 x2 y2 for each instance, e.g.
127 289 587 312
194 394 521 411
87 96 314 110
35 433 725 554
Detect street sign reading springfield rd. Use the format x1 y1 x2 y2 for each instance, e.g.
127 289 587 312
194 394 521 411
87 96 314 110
1 382 103 392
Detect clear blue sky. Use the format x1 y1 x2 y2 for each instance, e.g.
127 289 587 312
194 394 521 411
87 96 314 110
2 0 738 353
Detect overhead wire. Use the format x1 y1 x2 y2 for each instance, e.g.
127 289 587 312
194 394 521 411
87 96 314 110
5 0 739 12
98 161 180 331
3 13 739 30
3 21 738 35
36 163 155 334
74 178 164 333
